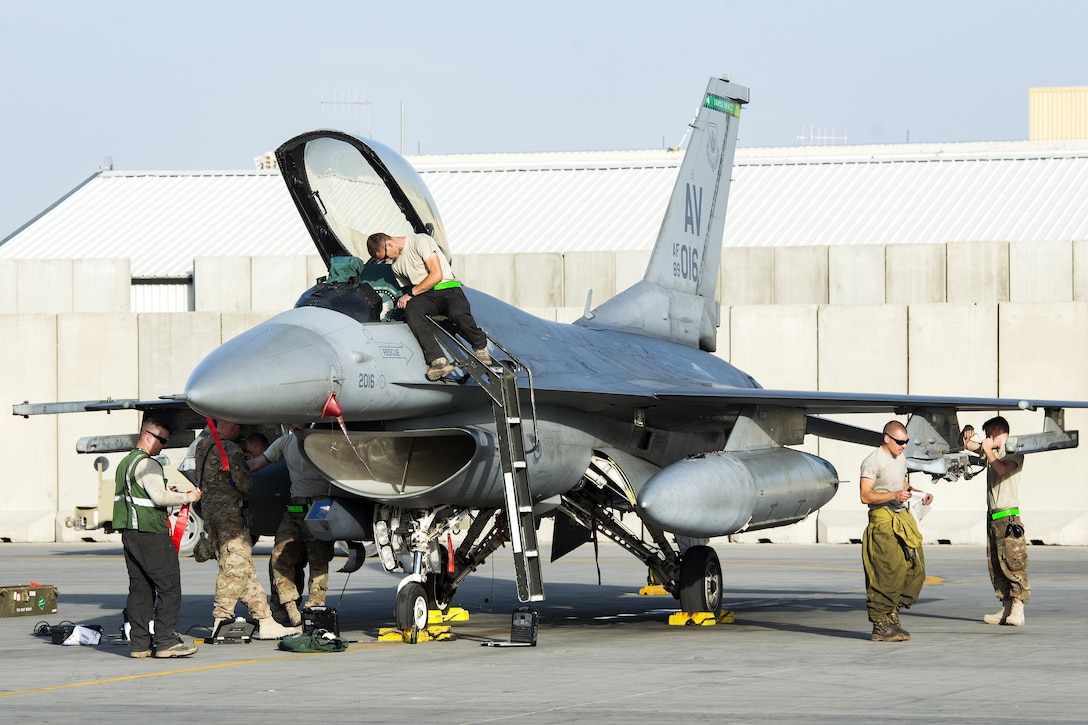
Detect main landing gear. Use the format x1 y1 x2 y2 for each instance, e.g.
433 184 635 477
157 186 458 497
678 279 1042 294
678 545 722 614
557 487 725 616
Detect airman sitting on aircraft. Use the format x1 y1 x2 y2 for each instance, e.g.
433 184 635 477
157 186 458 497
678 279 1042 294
366 231 492 380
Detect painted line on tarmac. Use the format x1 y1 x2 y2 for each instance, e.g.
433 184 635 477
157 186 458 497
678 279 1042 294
0 642 399 700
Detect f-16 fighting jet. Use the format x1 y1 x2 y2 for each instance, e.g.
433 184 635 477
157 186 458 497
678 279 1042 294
16 75 1084 631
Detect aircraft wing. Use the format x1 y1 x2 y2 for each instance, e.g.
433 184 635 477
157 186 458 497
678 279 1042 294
12 397 207 454
653 387 1088 415
505 377 1084 455
13 397 189 417
485 369 1088 418
652 387 1085 452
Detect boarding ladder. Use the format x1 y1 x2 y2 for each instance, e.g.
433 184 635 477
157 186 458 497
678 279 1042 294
426 318 545 603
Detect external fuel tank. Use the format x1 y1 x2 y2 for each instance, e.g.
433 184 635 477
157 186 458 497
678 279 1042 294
635 448 840 538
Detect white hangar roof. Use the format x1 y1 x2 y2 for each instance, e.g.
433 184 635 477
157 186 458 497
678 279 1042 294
4 140 1088 277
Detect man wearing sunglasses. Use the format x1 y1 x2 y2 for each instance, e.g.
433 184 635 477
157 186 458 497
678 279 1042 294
859 420 934 642
113 415 203 658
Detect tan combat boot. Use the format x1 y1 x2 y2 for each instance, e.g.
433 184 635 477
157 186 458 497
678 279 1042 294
284 600 302 627
426 357 455 381
154 639 198 658
257 617 301 640
871 613 908 642
983 599 1012 625
888 609 911 640
1005 598 1025 626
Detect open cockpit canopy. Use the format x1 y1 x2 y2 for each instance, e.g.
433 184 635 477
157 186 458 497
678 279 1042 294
275 131 448 267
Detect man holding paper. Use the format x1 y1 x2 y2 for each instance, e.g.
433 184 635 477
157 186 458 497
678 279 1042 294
859 420 934 642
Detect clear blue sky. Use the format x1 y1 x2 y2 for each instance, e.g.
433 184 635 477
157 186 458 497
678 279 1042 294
2 0 1087 240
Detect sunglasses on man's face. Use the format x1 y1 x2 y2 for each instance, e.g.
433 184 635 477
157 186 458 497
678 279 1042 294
886 435 909 446
145 430 169 445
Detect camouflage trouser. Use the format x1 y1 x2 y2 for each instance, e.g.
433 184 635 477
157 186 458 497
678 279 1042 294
862 509 926 621
271 510 335 607
987 514 1031 603
209 512 271 621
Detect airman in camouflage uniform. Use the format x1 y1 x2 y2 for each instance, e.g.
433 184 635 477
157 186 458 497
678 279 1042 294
195 420 296 639
268 510 335 612
979 416 1030 626
248 424 335 627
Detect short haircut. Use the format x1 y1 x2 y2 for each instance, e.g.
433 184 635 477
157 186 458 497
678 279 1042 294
882 420 906 437
141 414 171 435
982 415 1010 435
366 232 391 258
246 432 269 448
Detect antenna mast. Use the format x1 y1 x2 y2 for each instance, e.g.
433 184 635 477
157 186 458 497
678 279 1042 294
796 124 848 146
321 88 373 138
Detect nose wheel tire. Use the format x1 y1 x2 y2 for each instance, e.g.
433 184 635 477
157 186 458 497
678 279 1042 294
395 581 430 631
678 545 722 614
425 574 455 614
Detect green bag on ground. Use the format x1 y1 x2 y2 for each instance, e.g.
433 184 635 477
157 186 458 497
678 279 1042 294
277 630 348 653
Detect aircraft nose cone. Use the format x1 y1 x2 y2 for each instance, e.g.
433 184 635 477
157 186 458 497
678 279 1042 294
185 320 340 423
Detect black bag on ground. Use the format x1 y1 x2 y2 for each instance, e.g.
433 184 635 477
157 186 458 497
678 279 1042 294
277 630 348 653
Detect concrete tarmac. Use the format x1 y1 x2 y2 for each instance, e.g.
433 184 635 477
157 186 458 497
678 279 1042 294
1 541 1086 723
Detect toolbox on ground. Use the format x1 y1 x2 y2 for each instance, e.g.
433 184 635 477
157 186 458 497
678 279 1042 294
1 584 59 618
510 605 538 646
302 606 340 636
212 616 257 643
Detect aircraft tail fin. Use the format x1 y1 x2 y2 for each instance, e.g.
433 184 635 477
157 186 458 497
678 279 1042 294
576 76 748 351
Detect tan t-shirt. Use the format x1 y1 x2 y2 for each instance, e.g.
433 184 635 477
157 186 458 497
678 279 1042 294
986 449 1024 511
263 433 331 499
392 233 454 288
860 446 908 511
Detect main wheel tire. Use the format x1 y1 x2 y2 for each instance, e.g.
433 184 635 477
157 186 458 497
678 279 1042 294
678 545 723 614
424 544 455 612
395 581 429 631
